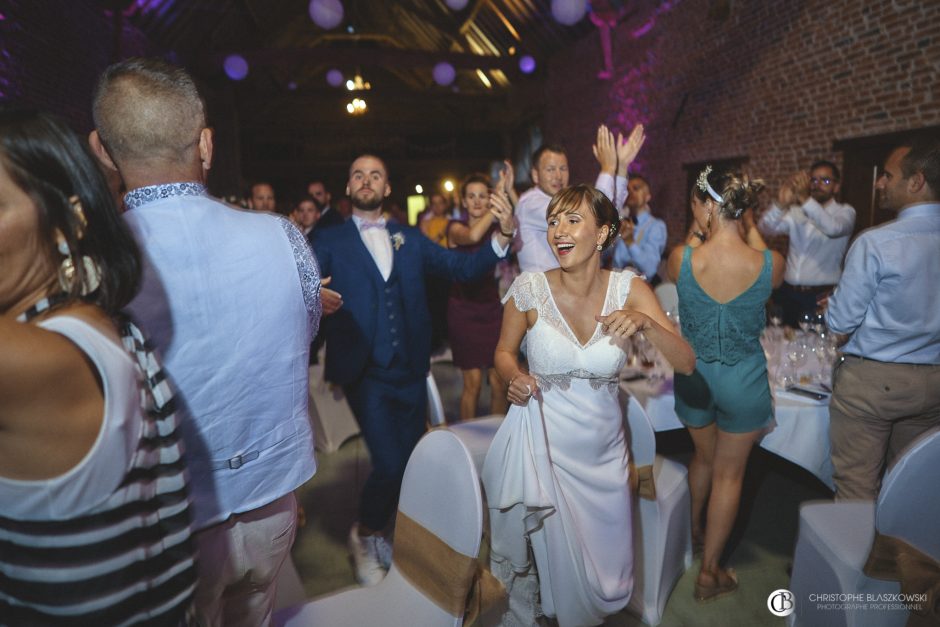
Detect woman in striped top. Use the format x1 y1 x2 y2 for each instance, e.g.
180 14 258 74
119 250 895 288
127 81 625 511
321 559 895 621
0 110 195 625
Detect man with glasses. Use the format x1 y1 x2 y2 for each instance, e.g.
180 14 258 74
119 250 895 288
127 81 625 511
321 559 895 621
759 160 856 327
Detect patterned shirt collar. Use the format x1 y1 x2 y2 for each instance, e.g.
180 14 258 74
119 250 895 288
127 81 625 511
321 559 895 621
124 182 208 211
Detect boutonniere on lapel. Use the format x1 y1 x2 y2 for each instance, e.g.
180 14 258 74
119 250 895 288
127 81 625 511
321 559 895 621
391 232 405 250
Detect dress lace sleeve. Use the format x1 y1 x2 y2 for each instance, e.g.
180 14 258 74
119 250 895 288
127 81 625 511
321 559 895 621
501 271 540 312
615 269 638 307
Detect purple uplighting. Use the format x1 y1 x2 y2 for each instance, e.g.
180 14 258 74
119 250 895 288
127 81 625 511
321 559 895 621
519 55 536 74
287 81 298 91
223 55 249 81
433 62 456 87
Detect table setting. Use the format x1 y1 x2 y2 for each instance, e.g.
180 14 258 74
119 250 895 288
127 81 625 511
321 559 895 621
620 319 837 489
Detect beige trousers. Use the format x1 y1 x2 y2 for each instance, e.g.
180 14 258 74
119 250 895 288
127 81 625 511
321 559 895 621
829 355 940 500
193 493 298 627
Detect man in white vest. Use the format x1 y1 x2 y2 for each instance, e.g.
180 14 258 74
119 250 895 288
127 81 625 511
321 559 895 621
90 57 322 627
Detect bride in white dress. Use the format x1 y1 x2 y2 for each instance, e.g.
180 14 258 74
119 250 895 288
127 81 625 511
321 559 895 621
482 184 695 626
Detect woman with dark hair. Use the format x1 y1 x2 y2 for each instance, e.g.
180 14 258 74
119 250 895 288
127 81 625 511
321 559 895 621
666 166 784 602
482 184 695 626
0 109 195 624
445 169 515 420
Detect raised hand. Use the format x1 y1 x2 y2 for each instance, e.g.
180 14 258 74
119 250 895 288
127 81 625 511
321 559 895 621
619 218 635 245
320 276 343 315
496 159 519 205
507 372 539 406
489 191 515 236
596 308 650 339
791 171 810 203
777 181 797 208
617 124 646 175
593 124 617 175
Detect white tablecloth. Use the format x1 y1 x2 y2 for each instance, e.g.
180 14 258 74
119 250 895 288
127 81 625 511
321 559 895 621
621 374 834 490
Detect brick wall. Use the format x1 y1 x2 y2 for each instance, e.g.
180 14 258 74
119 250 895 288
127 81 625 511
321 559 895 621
0 1 151 132
542 0 940 247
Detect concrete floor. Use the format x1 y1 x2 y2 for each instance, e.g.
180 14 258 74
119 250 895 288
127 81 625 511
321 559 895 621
289 360 832 626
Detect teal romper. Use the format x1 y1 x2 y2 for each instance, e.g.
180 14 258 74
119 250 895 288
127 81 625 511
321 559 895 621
674 246 774 433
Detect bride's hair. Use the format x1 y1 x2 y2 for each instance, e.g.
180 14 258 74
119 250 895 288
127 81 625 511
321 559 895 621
692 166 764 220
545 184 620 250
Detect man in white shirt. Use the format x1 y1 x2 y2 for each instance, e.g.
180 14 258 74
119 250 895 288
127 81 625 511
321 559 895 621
759 160 856 327
826 139 940 500
612 174 667 281
516 124 645 272
90 58 321 626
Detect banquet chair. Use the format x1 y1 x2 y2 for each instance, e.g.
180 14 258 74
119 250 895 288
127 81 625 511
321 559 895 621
307 349 360 452
274 429 484 627
427 372 505 474
427 371 448 426
623 393 693 626
788 428 940 627
653 282 679 317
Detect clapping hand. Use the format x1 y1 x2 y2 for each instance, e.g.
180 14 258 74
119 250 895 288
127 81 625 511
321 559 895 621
496 159 519 206
619 218 635 244
596 308 651 339
507 372 539 406
617 124 646 175
489 191 515 236
593 125 618 175
791 171 810 204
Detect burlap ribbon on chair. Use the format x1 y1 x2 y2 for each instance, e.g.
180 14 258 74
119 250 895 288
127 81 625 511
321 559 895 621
392 511 506 624
864 532 940 627
629 461 656 500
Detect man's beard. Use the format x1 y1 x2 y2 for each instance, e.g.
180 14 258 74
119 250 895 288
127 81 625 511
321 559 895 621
351 192 383 211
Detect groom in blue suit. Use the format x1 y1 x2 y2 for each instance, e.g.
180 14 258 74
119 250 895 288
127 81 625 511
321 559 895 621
312 154 513 585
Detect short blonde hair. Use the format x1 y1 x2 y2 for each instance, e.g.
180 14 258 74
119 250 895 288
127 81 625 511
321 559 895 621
93 58 205 166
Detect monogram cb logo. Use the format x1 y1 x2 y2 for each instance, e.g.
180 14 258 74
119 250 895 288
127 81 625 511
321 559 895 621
768 589 795 617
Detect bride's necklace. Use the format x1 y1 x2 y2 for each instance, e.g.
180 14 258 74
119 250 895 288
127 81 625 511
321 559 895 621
15 293 70 324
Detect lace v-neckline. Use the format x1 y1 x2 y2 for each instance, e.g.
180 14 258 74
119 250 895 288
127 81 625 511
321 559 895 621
542 271 614 348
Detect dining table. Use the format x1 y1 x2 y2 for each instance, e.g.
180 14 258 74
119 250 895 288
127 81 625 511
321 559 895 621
621 330 836 490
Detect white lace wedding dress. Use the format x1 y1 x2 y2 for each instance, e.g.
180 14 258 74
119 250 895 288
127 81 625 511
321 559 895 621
482 270 636 627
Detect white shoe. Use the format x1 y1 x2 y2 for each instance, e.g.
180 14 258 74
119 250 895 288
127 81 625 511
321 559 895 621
348 523 388 587
374 534 393 570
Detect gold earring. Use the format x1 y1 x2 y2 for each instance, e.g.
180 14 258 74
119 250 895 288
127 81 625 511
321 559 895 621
56 239 101 295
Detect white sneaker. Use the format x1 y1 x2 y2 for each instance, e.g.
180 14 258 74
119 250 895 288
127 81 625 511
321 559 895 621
348 523 388 586
374 534 393 570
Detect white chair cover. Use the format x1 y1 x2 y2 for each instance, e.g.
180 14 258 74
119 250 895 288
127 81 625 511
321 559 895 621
307 352 360 453
274 430 484 627
446 416 504 476
875 428 940 562
787 430 940 626
653 282 679 316
623 393 692 626
426 372 447 426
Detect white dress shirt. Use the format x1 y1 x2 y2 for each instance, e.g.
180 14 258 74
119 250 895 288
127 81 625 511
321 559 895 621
352 214 511 281
759 197 856 285
826 202 940 364
516 172 627 272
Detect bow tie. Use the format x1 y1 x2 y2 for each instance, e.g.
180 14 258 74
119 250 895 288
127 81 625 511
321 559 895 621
359 218 387 231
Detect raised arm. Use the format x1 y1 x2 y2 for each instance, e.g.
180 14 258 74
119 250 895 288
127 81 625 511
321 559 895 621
801 198 856 237
596 277 695 374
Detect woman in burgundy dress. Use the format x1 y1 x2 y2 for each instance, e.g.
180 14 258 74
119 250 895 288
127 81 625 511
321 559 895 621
447 172 516 420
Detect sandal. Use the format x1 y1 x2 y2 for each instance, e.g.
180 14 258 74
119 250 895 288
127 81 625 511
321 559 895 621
694 568 738 603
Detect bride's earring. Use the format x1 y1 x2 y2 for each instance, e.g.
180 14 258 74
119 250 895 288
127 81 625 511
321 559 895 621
596 243 603 251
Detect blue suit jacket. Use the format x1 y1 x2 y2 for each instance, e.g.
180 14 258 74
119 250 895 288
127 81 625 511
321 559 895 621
312 219 501 384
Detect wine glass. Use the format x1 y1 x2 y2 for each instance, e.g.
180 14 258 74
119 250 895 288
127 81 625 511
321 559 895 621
799 311 815 335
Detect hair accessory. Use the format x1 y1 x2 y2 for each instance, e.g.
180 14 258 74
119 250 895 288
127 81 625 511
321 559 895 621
696 166 724 203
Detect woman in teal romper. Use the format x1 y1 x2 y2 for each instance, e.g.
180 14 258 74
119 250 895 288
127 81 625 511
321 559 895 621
666 166 785 602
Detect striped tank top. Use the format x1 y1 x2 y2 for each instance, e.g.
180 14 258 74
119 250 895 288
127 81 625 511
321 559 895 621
0 316 195 625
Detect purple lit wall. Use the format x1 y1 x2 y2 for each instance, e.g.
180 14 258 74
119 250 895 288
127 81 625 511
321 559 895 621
0 0 151 131
543 0 940 247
